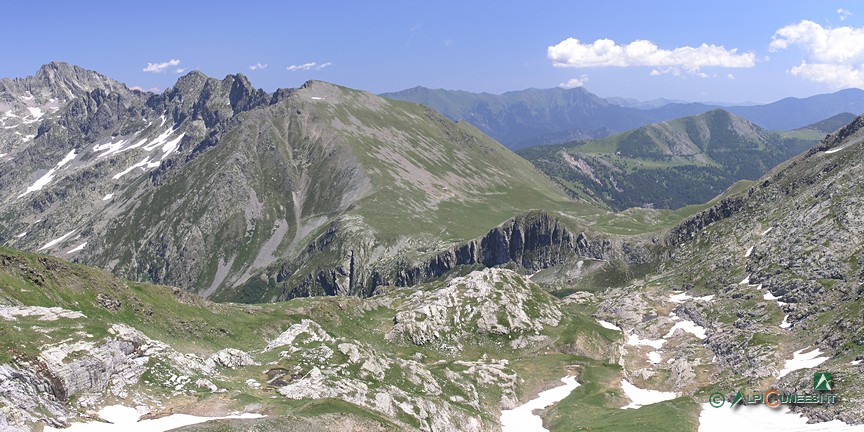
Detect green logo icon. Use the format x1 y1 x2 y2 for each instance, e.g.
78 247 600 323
731 390 745 408
814 372 833 391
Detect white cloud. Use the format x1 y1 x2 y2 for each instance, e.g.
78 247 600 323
727 73 735 80
771 20 864 88
143 59 181 73
249 63 268 71
547 38 755 76
559 74 589 88
130 86 161 93
838 8 853 21
174 68 185 74
287 62 331 72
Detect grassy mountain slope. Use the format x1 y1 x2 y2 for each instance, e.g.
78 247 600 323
0 64 592 303
519 109 818 210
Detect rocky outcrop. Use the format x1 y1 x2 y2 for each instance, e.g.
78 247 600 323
278 211 656 300
386 268 561 347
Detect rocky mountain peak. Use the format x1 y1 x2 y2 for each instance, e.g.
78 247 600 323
29 61 130 100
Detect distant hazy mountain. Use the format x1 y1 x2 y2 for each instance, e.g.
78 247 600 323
796 112 858 134
604 96 688 109
519 109 818 210
383 86 864 149
723 88 864 130
380 86 644 148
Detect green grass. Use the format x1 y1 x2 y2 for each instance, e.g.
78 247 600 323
544 361 700 431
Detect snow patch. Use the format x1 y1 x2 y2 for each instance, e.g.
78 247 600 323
18 150 77 198
780 315 791 329
596 319 621 331
16 232 26 238
825 147 844 154
778 348 829 378
745 246 753 258
664 318 707 339
739 275 750 285
26 106 44 120
761 227 773 236
620 379 677 409
45 405 264 432
852 360 862 366
627 334 666 350
102 193 114 201
669 292 715 303
37 230 76 251
647 351 662 364
501 376 580 432
66 242 87 254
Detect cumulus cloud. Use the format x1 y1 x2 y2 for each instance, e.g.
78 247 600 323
249 63 268 71
838 8 853 21
559 75 589 88
143 59 181 73
771 20 864 88
287 62 332 72
547 38 755 76
130 86 161 93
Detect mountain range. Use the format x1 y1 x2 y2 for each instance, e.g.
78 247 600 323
382 86 864 148
519 109 818 210
0 62 587 303
2 63 864 432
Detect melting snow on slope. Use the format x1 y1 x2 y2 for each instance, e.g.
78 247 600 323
825 147 844 154
37 230 77 251
620 379 676 409
102 193 114 201
669 292 715 303
627 334 666 350
0 153 6 158
500 376 580 432
778 348 829 377
113 157 160 179
699 403 864 431
780 315 791 329
761 227 773 236
596 319 621 331
664 316 707 339
18 150 77 198
45 405 264 432
852 360 862 366
745 246 753 258
739 275 750 285
66 242 87 254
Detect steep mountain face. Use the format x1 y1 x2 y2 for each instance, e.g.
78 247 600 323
0 64 590 303
650 114 864 423
519 109 817 210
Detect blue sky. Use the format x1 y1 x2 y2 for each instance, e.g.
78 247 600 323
3 1 863 103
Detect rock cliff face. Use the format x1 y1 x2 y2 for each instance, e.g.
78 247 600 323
272 211 655 300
